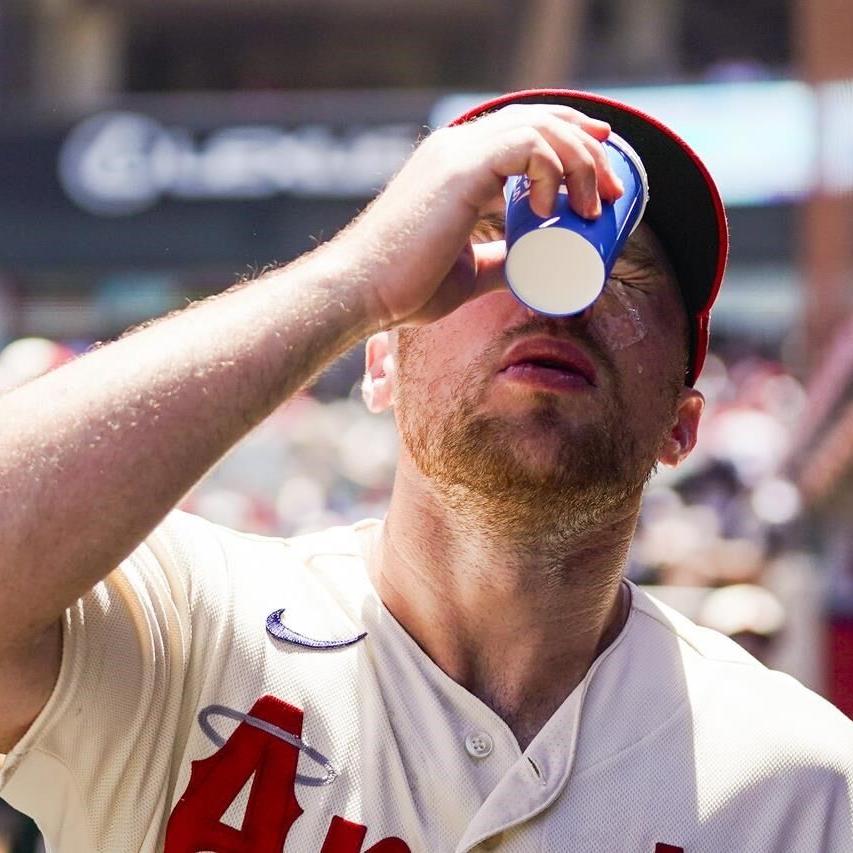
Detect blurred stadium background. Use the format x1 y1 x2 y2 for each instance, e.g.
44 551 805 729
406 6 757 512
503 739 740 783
1 0 852 849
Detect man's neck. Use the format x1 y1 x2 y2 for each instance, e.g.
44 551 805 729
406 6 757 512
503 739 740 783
360 460 638 750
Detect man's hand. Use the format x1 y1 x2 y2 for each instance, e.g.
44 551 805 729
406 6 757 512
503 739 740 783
330 104 625 328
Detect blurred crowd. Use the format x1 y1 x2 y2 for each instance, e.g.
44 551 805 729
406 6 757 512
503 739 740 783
0 334 809 613
631 343 808 587
0 333 825 849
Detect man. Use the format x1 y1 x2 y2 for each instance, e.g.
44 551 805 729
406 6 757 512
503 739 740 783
0 90 850 852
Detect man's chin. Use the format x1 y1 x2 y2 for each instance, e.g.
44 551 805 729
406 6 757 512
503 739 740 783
421 425 613 497
484 384 601 423
495 437 574 484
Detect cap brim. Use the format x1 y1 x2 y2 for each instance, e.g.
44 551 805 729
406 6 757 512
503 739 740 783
449 89 729 385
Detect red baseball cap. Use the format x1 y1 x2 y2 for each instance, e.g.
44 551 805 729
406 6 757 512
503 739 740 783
449 89 729 386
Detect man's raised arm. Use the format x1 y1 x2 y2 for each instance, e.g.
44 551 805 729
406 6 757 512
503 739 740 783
0 104 620 750
0 249 384 749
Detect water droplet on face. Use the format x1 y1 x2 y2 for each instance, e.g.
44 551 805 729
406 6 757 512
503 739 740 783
637 364 644 375
590 279 647 352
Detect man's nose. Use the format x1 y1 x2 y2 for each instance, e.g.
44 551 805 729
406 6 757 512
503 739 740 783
521 303 595 327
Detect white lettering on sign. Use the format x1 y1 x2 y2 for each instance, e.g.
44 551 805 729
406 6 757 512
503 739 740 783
58 111 417 216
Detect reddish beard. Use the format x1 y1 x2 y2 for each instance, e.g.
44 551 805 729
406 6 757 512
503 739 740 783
394 324 677 536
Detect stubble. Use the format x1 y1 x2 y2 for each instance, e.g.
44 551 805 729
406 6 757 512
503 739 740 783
394 320 680 542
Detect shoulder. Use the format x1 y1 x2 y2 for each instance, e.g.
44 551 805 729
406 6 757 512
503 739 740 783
140 512 379 634
630 584 853 762
146 510 377 579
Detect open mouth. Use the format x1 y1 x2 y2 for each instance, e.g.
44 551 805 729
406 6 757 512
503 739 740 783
512 357 585 373
499 338 598 388
500 360 594 388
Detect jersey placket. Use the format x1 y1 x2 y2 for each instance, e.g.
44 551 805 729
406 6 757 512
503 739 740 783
367 594 524 845
454 685 585 852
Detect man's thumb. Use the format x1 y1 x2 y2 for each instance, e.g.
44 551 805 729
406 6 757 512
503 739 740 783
472 240 507 299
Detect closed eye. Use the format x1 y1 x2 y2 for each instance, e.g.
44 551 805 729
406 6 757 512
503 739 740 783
607 272 656 291
607 274 637 289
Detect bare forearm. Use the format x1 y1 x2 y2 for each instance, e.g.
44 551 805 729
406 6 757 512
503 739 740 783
0 248 373 648
0 104 619 651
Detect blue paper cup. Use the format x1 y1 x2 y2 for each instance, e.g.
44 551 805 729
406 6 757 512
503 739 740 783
504 132 649 315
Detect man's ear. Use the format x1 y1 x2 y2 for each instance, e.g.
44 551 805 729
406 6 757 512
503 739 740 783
658 387 705 467
361 331 396 413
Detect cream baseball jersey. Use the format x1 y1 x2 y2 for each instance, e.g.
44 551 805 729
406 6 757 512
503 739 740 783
1 511 852 852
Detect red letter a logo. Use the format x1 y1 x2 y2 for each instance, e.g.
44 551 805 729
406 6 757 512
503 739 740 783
165 696 305 852
321 816 411 852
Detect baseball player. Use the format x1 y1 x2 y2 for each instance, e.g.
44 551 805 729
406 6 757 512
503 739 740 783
0 90 851 852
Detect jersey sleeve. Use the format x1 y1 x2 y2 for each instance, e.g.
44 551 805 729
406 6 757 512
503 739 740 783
0 511 228 852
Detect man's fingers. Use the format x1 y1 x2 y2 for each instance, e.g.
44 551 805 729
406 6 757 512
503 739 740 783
538 124 601 219
567 150 601 219
542 104 612 141
536 117 624 217
523 134 565 218
574 129 624 202
488 126 564 218
484 107 624 218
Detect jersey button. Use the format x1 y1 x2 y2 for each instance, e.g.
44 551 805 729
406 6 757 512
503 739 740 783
465 731 494 758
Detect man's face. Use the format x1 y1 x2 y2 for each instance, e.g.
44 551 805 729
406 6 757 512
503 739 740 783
390 220 699 529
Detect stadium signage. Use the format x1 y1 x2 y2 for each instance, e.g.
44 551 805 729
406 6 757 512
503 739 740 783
58 111 418 216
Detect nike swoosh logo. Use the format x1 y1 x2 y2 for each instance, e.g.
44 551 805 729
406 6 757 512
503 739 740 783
266 608 367 649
